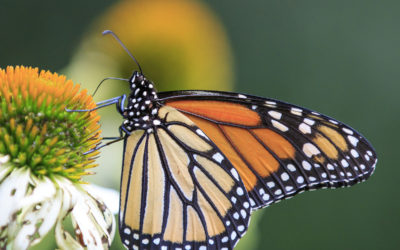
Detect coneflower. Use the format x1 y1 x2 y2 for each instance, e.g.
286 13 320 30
0 66 115 249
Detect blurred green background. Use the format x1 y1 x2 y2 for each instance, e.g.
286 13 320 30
1 0 398 249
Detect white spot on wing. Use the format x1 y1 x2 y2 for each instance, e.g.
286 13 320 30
212 153 224 163
348 135 359 146
230 168 240 181
249 198 255 207
303 143 320 158
272 119 289 132
342 127 353 135
231 231 237 240
281 172 289 181
238 94 247 99
196 129 208 140
265 101 277 108
329 119 339 125
350 149 359 158
236 187 244 196
304 118 315 126
291 107 302 116
299 123 311 134
302 161 312 171
268 110 282 120
266 101 276 105
267 182 275 188
297 176 304 184
287 164 296 172
240 209 247 218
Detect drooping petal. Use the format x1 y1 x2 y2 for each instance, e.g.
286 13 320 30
0 166 61 249
85 184 119 215
55 178 115 249
0 167 32 229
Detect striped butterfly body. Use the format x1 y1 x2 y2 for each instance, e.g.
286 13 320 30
113 71 377 250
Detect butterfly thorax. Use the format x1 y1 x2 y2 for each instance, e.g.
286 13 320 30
122 71 160 132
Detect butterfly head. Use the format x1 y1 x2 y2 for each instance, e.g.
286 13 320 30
122 71 159 132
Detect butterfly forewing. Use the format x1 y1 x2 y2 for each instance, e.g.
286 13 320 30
119 105 251 249
158 90 377 209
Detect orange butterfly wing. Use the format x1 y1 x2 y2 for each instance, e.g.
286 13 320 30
160 90 377 209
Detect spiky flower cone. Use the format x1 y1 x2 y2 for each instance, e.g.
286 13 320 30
0 66 115 249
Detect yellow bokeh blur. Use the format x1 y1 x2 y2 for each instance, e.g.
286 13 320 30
65 0 233 94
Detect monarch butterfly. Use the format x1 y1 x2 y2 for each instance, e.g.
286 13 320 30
72 31 377 250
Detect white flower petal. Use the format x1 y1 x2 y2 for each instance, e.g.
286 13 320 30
13 193 61 249
85 184 120 214
0 155 10 164
36 191 63 237
0 157 115 249
55 219 84 250
0 166 62 249
19 176 56 209
55 178 115 249
0 156 12 180
0 167 31 227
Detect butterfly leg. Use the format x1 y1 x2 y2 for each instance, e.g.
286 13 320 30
84 125 126 154
102 125 126 140
83 136 125 155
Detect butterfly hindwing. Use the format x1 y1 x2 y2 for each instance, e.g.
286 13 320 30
158 90 377 209
119 106 251 249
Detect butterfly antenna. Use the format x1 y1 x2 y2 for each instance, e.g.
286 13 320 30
92 77 129 97
102 30 143 74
